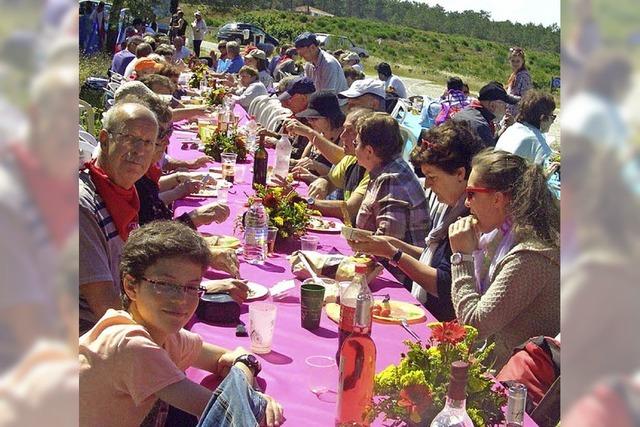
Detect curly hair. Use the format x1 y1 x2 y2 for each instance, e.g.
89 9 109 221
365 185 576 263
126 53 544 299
410 121 484 178
471 149 559 247
515 90 556 129
357 112 402 161
119 221 211 308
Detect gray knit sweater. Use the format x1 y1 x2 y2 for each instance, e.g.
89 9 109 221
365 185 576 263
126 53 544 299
451 239 560 369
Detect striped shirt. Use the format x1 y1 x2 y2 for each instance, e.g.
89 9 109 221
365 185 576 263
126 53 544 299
79 170 125 327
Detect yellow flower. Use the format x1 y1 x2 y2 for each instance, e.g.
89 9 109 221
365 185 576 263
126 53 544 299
399 370 427 388
273 216 284 227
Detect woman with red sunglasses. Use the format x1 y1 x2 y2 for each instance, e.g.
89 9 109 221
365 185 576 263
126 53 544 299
448 149 559 369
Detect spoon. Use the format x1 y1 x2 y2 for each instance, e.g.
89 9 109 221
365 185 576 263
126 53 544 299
400 318 421 341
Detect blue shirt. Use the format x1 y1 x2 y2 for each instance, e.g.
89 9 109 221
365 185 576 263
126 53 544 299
216 56 244 74
110 50 135 76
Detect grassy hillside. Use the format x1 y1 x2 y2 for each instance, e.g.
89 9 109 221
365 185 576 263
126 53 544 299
181 5 560 92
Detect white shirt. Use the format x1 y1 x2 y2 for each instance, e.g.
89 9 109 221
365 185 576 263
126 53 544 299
384 75 407 98
173 46 192 62
495 122 552 165
192 19 207 41
233 81 268 110
351 63 364 73
123 58 138 79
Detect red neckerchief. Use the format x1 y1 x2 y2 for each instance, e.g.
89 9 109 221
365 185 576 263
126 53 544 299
11 145 76 248
278 55 292 65
86 159 140 241
469 100 496 136
145 163 162 184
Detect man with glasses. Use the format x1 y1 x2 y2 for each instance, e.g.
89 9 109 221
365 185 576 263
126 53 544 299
79 102 159 334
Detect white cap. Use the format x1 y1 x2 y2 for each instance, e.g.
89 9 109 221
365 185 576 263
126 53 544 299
338 78 385 99
341 51 360 62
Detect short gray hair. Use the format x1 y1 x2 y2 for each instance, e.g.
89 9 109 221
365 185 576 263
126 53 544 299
102 102 158 135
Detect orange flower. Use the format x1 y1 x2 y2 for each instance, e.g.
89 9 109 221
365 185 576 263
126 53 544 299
431 321 466 345
263 193 277 209
398 384 432 423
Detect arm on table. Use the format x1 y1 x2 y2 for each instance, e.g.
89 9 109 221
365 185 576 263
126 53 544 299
171 106 209 122
314 192 363 224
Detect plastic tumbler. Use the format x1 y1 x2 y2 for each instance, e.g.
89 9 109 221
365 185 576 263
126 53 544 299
248 302 277 354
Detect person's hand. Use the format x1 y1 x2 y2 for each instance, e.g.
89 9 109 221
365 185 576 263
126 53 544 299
283 118 312 138
191 202 230 226
503 112 515 127
188 155 214 168
544 161 560 177
448 215 480 254
176 180 202 197
258 393 285 427
216 346 251 377
208 247 241 278
203 278 248 303
290 166 314 182
270 174 292 188
346 235 397 259
295 157 316 171
308 178 330 199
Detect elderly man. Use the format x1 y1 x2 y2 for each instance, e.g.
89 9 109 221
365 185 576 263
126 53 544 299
79 102 158 334
110 35 142 76
173 36 192 62
338 78 386 112
375 62 408 99
278 76 316 114
295 32 348 95
453 81 517 146
216 41 244 74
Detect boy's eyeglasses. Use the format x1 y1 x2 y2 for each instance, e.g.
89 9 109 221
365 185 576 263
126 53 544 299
141 277 206 299
465 186 496 199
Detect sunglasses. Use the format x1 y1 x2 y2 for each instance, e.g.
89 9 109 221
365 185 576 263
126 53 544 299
465 186 496 199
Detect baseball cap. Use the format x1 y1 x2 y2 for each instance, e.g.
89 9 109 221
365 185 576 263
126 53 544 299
294 32 318 48
338 79 386 99
278 77 316 101
478 82 518 104
194 11 201 17
245 49 266 60
296 90 344 120
341 52 360 62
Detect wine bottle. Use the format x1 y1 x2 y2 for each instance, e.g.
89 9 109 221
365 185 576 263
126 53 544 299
430 361 473 427
337 264 371 363
253 135 268 189
335 286 376 427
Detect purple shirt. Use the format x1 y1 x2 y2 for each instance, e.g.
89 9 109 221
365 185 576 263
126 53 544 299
111 49 135 76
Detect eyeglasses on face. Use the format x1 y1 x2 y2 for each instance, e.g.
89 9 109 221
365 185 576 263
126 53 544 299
141 276 206 299
465 186 496 199
110 132 156 149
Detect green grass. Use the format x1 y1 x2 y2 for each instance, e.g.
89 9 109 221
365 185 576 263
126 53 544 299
79 53 111 110
178 5 559 92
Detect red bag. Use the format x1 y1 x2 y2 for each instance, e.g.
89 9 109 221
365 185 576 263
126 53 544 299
497 336 560 406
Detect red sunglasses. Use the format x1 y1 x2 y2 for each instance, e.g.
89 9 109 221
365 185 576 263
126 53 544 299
465 186 496 199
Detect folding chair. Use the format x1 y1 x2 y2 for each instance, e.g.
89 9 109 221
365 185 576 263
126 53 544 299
107 82 121 94
267 112 290 132
79 99 95 135
399 124 418 165
79 138 97 168
255 99 281 126
248 95 270 118
110 73 124 84
79 129 98 148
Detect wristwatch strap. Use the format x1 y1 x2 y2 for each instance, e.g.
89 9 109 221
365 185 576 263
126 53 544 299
389 249 403 267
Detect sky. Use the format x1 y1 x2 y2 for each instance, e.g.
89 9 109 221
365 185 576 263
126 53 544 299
418 0 560 27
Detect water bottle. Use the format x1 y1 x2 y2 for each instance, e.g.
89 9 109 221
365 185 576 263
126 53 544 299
244 198 269 265
273 135 292 180
246 116 258 152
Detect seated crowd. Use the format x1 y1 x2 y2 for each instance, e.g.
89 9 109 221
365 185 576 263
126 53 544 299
79 28 559 425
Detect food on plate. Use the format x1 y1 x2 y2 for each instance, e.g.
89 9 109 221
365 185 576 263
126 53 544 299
309 217 337 230
204 235 241 249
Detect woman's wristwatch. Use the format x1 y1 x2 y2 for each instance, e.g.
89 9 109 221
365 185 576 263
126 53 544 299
389 249 403 267
450 252 474 265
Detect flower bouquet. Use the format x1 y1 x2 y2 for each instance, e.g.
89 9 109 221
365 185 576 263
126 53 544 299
203 128 248 163
373 321 507 426
189 62 209 88
248 185 320 239
205 87 227 106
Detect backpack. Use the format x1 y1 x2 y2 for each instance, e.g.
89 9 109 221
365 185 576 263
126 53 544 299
497 336 560 407
434 89 470 126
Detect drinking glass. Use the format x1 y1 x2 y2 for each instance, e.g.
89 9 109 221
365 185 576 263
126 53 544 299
249 302 277 354
267 226 278 254
300 235 319 251
305 355 338 402
221 152 237 184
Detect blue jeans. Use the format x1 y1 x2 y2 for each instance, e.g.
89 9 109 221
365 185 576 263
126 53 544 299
197 367 267 427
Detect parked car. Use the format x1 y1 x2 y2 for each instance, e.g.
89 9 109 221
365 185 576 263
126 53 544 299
315 33 368 57
217 22 279 47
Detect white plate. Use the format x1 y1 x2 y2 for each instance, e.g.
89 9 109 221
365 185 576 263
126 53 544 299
246 282 269 300
307 217 342 233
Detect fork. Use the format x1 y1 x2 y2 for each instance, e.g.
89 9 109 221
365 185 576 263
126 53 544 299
400 318 421 341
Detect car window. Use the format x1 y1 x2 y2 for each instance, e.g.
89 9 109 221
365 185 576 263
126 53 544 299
221 23 235 31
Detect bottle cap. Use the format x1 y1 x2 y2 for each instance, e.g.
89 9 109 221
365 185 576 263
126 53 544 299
448 361 469 400
355 264 368 274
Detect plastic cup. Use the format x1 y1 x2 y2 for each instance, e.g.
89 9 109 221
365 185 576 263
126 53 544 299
267 226 278 254
198 117 216 141
235 164 247 184
221 152 237 184
305 355 338 402
300 235 319 252
217 183 229 203
337 281 351 305
249 302 277 354
300 279 326 330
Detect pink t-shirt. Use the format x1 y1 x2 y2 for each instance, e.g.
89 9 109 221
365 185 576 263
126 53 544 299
79 309 203 427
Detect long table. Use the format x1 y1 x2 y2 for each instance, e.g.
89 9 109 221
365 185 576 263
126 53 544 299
169 104 537 426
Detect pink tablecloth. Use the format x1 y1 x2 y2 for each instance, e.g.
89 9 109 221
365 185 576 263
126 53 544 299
169 105 537 426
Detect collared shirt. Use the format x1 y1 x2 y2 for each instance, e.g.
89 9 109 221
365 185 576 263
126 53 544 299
216 55 244 74
303 49 348 94
495 121 552 165
233 80 268 110
356 156 429 247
